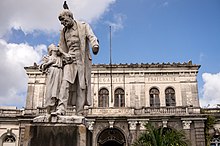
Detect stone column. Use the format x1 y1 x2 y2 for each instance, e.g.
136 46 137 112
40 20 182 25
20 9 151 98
182 120 192 144
127 119 138 146
19 123 30 146
194 120 206 146
78 124 86 146
137 119 149 140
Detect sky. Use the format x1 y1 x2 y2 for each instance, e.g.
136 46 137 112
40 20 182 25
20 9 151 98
0 0 219 108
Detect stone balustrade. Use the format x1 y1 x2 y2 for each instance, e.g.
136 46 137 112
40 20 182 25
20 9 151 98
201 108 220 114
0 109 23 117
0 106 200 117
144 106 188 115
34 106 201 116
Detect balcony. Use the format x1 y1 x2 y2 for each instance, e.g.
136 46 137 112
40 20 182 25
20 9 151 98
0 108 23 117
35 106 200 117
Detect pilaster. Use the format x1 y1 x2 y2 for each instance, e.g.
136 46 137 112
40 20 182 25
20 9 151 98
194 120 206 146
127 119 138 145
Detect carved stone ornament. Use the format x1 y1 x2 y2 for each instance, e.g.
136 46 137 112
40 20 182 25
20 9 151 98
108 120 115 128
213 124 220 135
87 120 95 131
182 120 192 130
162 119 168 128
139 120 148 130
128 120 138 130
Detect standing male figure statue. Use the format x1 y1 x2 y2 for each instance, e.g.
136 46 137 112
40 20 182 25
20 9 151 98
52 7 99 116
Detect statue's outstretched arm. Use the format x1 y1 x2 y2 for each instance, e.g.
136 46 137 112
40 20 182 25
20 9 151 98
85 23 99 55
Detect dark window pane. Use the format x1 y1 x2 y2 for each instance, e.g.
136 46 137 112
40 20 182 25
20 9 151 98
98 88 109 107
165 87 176 106
3 135 16 143
114 88 125 107
149 88 160 107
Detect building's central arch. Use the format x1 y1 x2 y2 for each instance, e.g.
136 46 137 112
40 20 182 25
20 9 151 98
97 128 126 146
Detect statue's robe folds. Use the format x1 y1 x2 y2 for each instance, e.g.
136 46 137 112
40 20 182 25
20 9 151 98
59 20 99 106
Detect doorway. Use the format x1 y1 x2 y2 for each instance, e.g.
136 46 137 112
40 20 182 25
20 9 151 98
101 140 122 146
97 128 126 146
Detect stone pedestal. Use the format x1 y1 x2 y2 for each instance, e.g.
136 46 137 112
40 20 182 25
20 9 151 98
22 116 92 146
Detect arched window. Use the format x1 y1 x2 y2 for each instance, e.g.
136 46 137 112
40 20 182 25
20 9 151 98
3 135 16 146
98 88 109 107
165 87 176 106
149 88 160 107
114 88 125 107
98 128 126 146
210 135 220 146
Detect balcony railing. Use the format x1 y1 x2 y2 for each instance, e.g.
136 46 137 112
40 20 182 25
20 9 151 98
144 106 188 115
0 106 201 117
0 109 23 117
201 108 220 114
36 106 200 116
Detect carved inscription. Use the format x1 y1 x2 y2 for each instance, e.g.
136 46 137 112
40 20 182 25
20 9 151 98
146 77 176 82
99 78 124 83
91 108 133 115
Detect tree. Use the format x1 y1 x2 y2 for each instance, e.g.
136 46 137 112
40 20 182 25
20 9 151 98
204 115 215 146
132 123 189 146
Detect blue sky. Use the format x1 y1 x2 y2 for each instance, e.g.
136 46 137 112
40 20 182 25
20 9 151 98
0 0 220 108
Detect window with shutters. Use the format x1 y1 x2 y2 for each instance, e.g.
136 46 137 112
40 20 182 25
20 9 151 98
98 88 109 107
114 88 125 107
165 87 176 106
149 87 160 107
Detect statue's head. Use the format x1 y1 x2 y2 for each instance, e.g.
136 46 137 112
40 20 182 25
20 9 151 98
58 9 74 28
48 44 58 55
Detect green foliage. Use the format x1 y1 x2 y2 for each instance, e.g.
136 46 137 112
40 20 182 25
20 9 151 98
205 115 215 146
132 123 189 146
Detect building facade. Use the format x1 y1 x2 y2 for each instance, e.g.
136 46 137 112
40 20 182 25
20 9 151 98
0 61 219 146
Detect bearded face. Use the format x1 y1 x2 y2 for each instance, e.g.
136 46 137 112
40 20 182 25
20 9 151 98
59 14 74 28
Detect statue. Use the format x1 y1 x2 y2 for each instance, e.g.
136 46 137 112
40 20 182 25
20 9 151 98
39 44 63 115
49 2 99 116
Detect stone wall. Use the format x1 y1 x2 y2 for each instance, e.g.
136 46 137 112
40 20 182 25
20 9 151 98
24 63 201 110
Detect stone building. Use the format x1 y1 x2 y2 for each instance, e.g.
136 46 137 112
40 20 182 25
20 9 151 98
0 61 219 146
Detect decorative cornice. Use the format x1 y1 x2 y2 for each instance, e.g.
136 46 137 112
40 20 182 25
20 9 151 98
25 61 200 70
92 60 200 69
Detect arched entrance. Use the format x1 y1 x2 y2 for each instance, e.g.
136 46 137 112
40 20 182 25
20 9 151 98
0 134 16 146
97 128 126 146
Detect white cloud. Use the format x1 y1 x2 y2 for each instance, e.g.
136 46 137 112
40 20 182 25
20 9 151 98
105 13 126 34
200 72 220 108
0 0 116 37
0 39 46 107
0 0 116 107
